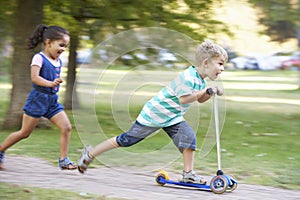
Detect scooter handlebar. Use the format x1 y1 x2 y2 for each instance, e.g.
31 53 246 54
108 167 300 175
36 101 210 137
206 87 223 96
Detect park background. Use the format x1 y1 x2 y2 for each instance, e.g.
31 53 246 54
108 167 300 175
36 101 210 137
0 0 299 199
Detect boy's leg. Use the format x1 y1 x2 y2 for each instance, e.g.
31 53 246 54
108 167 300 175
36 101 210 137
78 136 121 173
89 136 119 158
182 148 206 184
90 121 159 157
183 148 195 172
163 122 196 172
78 121 159 173
163 121 196 154
164 122 206 184
78 136 120 173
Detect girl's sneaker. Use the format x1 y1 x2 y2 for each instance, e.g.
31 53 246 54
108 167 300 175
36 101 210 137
0 151 4 169
77 145 93 173
180 170 207 184
58 157 77 170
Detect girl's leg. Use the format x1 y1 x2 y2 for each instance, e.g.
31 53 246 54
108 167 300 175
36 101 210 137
0 114 39 152
49 111 72 160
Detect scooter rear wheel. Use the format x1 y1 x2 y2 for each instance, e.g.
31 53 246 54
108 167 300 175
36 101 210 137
155 170 169 186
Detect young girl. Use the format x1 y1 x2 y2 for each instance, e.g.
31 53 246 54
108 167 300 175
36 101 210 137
78 39 227 183
0 24 76 170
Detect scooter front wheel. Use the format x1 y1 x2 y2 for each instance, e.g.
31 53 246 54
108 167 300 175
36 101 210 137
226 174 238 192
210 175 228 194
227 182 237 192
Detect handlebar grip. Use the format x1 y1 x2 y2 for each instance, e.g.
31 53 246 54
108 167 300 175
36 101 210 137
206 88 214 95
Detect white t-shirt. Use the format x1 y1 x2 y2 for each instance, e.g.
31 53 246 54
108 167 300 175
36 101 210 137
31 52 60 68
137 66 207 127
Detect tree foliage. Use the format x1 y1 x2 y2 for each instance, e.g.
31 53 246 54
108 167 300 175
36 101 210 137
249 0 300 42
1 0 233 128
0 1 17 48
43 0 232 109
45 0 232 43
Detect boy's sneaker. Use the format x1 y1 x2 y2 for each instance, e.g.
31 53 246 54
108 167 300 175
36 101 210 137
77 145 94 174
0 151 4 169
180 170 207 184
58 157 77 170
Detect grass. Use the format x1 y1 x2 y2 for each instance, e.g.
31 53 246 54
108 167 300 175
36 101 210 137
0 183 122 200
0 68 300 197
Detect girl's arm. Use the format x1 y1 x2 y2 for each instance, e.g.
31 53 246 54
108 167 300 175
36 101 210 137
31 65 62 87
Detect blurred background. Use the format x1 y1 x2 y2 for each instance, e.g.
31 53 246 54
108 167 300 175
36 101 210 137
0 0 299 129
0 0 300 197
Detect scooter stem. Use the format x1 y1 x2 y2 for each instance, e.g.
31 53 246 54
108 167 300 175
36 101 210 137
213 93 223 175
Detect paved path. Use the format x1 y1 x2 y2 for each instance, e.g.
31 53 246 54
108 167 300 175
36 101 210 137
1 156 300 200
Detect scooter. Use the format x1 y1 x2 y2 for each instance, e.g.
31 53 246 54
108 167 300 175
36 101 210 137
155 89 237 194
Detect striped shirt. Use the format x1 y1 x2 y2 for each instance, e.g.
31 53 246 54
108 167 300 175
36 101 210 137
137 66 206 127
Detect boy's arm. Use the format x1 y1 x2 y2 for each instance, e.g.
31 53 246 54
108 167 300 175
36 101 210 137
197 89 212 103
179 88 212 104
179 87 223 104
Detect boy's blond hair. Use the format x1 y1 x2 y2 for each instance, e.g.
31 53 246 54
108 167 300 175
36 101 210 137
195 39 228 66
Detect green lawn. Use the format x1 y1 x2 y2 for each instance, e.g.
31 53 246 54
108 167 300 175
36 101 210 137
0 69 299 195
0 183 120 200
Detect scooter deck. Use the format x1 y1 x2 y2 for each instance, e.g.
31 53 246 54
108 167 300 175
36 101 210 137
157 177 211 191
156 176 211 190
156 170 237 194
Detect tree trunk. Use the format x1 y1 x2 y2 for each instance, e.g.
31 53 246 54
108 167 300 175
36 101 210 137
3 0 44 129
64 33 80 109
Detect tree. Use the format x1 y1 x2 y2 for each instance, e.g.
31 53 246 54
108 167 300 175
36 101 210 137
44 0 103 109
0 1 16 49
2 0 232 129
45 0 232 110
3 0 45 129
248 0 300 43
249 0 300 88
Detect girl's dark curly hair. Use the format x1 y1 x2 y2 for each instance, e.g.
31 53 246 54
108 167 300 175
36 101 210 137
28 24 69 49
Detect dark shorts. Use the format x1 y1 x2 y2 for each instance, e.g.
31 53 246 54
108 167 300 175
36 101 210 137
116 121 196 153
23 89 64 119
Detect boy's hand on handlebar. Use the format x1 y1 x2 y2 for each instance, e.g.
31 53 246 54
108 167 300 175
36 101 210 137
216 87 223 96
206 87 223 96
